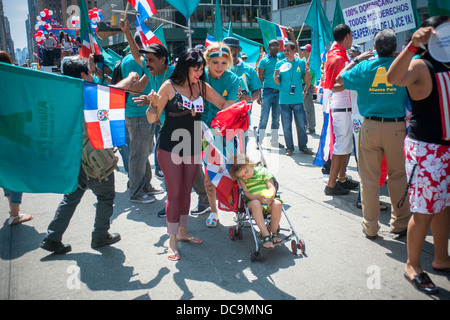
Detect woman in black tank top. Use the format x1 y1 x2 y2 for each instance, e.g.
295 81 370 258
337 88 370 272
134 49 231 261
388 15 450 295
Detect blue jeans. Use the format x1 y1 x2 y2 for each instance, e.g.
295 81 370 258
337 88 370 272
280 103 308 151
3 189 22 204
125 116 156 199
258 89 281 144
118 126 130 175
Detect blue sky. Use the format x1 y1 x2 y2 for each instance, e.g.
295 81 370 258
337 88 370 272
4 0 30 50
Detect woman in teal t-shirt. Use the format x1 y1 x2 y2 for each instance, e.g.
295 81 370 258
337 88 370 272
202 42 239 228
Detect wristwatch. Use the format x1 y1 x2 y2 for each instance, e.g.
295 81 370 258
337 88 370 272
352 57 359 64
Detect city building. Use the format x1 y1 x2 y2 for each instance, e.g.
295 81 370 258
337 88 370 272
0 0 15 60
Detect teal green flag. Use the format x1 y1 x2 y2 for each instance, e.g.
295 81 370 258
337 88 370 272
225 24 262 66
79 0 93 45
427 0 450 16
214 0 224 42
410 0 422 32
332 0 345 30
0 63 84 193
166 0 201 20
256 17 280 53
304 0 333 80
154 24 167 47
107 48 123 63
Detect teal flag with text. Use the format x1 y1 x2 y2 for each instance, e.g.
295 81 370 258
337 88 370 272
0 63 84 194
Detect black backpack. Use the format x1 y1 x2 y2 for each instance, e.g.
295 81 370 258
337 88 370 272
111 60 124 85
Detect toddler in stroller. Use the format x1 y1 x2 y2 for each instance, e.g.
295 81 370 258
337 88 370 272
229 154 283 249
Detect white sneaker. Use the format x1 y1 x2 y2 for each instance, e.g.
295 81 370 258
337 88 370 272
130 194 156 204
206 212 219 228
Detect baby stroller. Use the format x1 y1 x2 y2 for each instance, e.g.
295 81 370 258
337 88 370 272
212 127 306 262
205 102 305 261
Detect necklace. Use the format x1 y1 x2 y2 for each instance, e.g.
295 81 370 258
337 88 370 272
154 66 168 91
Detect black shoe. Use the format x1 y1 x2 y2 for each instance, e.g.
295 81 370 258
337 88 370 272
190 205 210 215
336 179 359 190
271 142 285 148
91 233 121 249
157 207 166 218
392 229 407 239
324 184 349 195
40 238 72 254
363 229 378 240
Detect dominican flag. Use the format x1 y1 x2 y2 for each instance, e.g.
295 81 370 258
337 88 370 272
202 123 236 209
205 34 214 47
79 33 101 59
127 0 157 21
276 25 288 52
436 71 450 140
136 16 163 47
83 83 126 149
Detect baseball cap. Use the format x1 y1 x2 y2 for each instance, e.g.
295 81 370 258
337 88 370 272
139 43 169 58
300 44 311 52
269 39 279 47
223 37 242 51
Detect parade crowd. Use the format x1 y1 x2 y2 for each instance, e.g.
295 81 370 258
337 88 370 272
2 14 449 296
39 30 82 66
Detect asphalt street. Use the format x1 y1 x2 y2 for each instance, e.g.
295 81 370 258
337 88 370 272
1 101 449 301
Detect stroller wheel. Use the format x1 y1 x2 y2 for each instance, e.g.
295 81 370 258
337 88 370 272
229 227 241 241
299 239 306 254
229 227 236 241
250 246 262 262
291 240 298 256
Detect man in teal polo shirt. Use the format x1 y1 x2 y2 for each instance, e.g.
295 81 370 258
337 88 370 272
335 29 410 240
274 42 313 156
257 39 285 148
120 16 168 204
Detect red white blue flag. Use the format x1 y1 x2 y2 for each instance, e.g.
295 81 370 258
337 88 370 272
205 34 214 47
202 123 235 205
127 0 157 21
136 16 163 47
79 33 101 59
276 25 288 52
83 82 126 149
436 71 450 141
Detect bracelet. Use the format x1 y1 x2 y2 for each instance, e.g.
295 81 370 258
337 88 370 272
406 42 419 54
147 106 157 114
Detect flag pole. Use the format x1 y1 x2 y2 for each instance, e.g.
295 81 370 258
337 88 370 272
124 2 130 15
296 22 305 42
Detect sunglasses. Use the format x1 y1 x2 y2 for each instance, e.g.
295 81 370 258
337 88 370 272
187 50 204 60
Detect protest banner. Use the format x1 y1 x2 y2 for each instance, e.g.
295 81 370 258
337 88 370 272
342 0 417 44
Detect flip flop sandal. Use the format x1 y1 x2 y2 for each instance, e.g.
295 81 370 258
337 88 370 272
168 249 181 261
8 214 33 226
206 212 219 228
177 236 203 244
404 272 439 294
